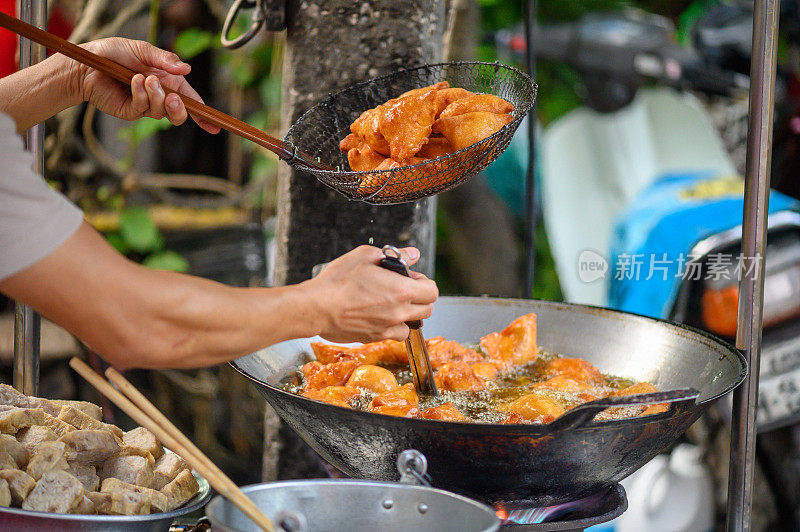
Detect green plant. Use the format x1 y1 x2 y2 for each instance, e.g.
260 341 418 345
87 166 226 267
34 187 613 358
107 206 189 272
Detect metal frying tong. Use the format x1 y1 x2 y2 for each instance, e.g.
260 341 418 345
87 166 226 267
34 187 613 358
378 246 439 397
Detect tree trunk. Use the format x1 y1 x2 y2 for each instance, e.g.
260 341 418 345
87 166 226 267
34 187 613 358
274 0 448 285
265 0 448 480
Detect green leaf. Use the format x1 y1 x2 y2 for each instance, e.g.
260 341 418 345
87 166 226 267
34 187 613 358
119 207 163 254
173 28 217 60
143 250 190 272
117 117 172 144
106 232 130 254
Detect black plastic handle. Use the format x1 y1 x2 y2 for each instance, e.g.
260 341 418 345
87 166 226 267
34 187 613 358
378 246 421 329
548 387 700 431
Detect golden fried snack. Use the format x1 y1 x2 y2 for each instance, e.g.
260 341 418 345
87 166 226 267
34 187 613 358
350 107 391 156
356 156 426 198
399 81 450 99
543 358 605 385
377 89 438 161
302 359 361 392
434 88 475 116
480 313 538 370
347 144 387 172
301 386 360 408
426 337 483 368
339 133 362 152
533 376 599 402
416 136 454 159
433 111 514 152
439 94 514 118
346 365 399 394
368 384 419 417
434 362 486 392
612 382 667 417
309 342 350 364
311 340 409 366
499 393 566 424
470 362 499 382
418 402 467 421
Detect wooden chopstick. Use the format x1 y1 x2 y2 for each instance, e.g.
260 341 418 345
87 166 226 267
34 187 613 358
104 367 220 483
69 358 275 532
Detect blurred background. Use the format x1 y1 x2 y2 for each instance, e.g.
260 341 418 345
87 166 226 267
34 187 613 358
4 0 800 530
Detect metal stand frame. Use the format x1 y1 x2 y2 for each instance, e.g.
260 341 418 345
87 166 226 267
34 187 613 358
12 0 46 395
726 0 780 530
523 0 537 299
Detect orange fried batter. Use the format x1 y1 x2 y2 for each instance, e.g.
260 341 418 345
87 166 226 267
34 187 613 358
439 94 514 118
544 358 605 385
302 359 361 392
419 402 467 421
434 87 475 116
350 107 391 156
416 136 454 159
432 111 514 151
470 362 499 382
533 376 600 402
377 89 438 161
301 386 360 408
426 337 483 368
399 81 450 99
612 382 667 417
368 383 419 417
434 361 486 392
480 313 538 370
346 365 399 393
500 393 566 424
311 340 408 365
347 144 387 171
356 156 426 198
310 342 351 364
339 133 362 152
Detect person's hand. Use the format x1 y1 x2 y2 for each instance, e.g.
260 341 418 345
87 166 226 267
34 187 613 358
71 38 220 133
302 245 439 343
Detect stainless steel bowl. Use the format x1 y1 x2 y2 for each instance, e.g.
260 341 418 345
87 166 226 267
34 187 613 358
0 473 210 532
206 479 500 532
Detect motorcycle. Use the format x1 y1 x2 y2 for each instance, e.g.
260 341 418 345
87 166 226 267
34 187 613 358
492 5 800 530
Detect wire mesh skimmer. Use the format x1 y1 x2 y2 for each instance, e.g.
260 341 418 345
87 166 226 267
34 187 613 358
287 61 536 204
0 12 535 205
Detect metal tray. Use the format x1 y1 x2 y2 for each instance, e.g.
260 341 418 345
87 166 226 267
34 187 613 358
0 472 211 532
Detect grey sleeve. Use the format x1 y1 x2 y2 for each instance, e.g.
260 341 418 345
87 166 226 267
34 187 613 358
0 113 83 281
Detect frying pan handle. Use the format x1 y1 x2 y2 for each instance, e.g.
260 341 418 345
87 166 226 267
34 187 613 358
378 245 421 329
548 388 700 431
0 12 331 172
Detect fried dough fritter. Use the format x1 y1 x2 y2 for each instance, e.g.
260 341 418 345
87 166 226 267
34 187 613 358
434 87 475 115
480 313 538 370
433 111 514 152
416 136 454 159
439 94 515 118
347 144 387 172
377 89 438 161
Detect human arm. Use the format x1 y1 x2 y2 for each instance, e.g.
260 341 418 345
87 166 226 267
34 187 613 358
0 222 438 369
0 37 220 133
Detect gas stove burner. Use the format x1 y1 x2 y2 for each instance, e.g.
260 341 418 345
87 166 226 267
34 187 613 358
496 484 627 531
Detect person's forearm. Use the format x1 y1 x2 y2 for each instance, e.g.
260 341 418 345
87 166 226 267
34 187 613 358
0 222 322 368
0 53 81 132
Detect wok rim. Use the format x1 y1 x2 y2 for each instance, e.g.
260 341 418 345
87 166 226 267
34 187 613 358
231 296 747 431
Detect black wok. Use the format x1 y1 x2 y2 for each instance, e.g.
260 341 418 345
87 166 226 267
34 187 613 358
231 297 746 505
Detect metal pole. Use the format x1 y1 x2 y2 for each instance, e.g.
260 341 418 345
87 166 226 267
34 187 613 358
522 0 537 298
12 0 47 395
726 0 780 529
